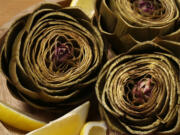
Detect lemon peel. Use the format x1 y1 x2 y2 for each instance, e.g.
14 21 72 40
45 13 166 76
0 101 46 131
70 0 96 18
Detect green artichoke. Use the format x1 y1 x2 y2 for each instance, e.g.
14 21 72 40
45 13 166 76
95 0 179 53
0 3 105 110
96 41 180 135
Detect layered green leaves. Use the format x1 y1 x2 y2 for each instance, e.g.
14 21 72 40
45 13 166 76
96 41 180 135
95 0 179 53
0 3 104 110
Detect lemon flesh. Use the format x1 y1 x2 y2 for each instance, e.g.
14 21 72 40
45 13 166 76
80 121 107 135
27 114 80 135
0 101 46 131
89 126 106 135
70 0 96 18
27 101 90 135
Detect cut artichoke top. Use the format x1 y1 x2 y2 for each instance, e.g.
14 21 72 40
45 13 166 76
110 0 177 27
96 41 180 135
95 0 180 53
0 3 105 111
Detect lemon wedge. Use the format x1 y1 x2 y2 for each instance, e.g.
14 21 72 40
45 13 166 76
80 121 107 135
26 101 90 135
0 101 46 131
70 0 96 18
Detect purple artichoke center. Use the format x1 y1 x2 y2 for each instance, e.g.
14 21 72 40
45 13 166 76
131 78 154 105
53 42 71 66
130 0 163 16
138 0 155 13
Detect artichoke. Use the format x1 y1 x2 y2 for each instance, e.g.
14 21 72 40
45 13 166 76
0 3 105 110
96 41 180 135
95 0 179 53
